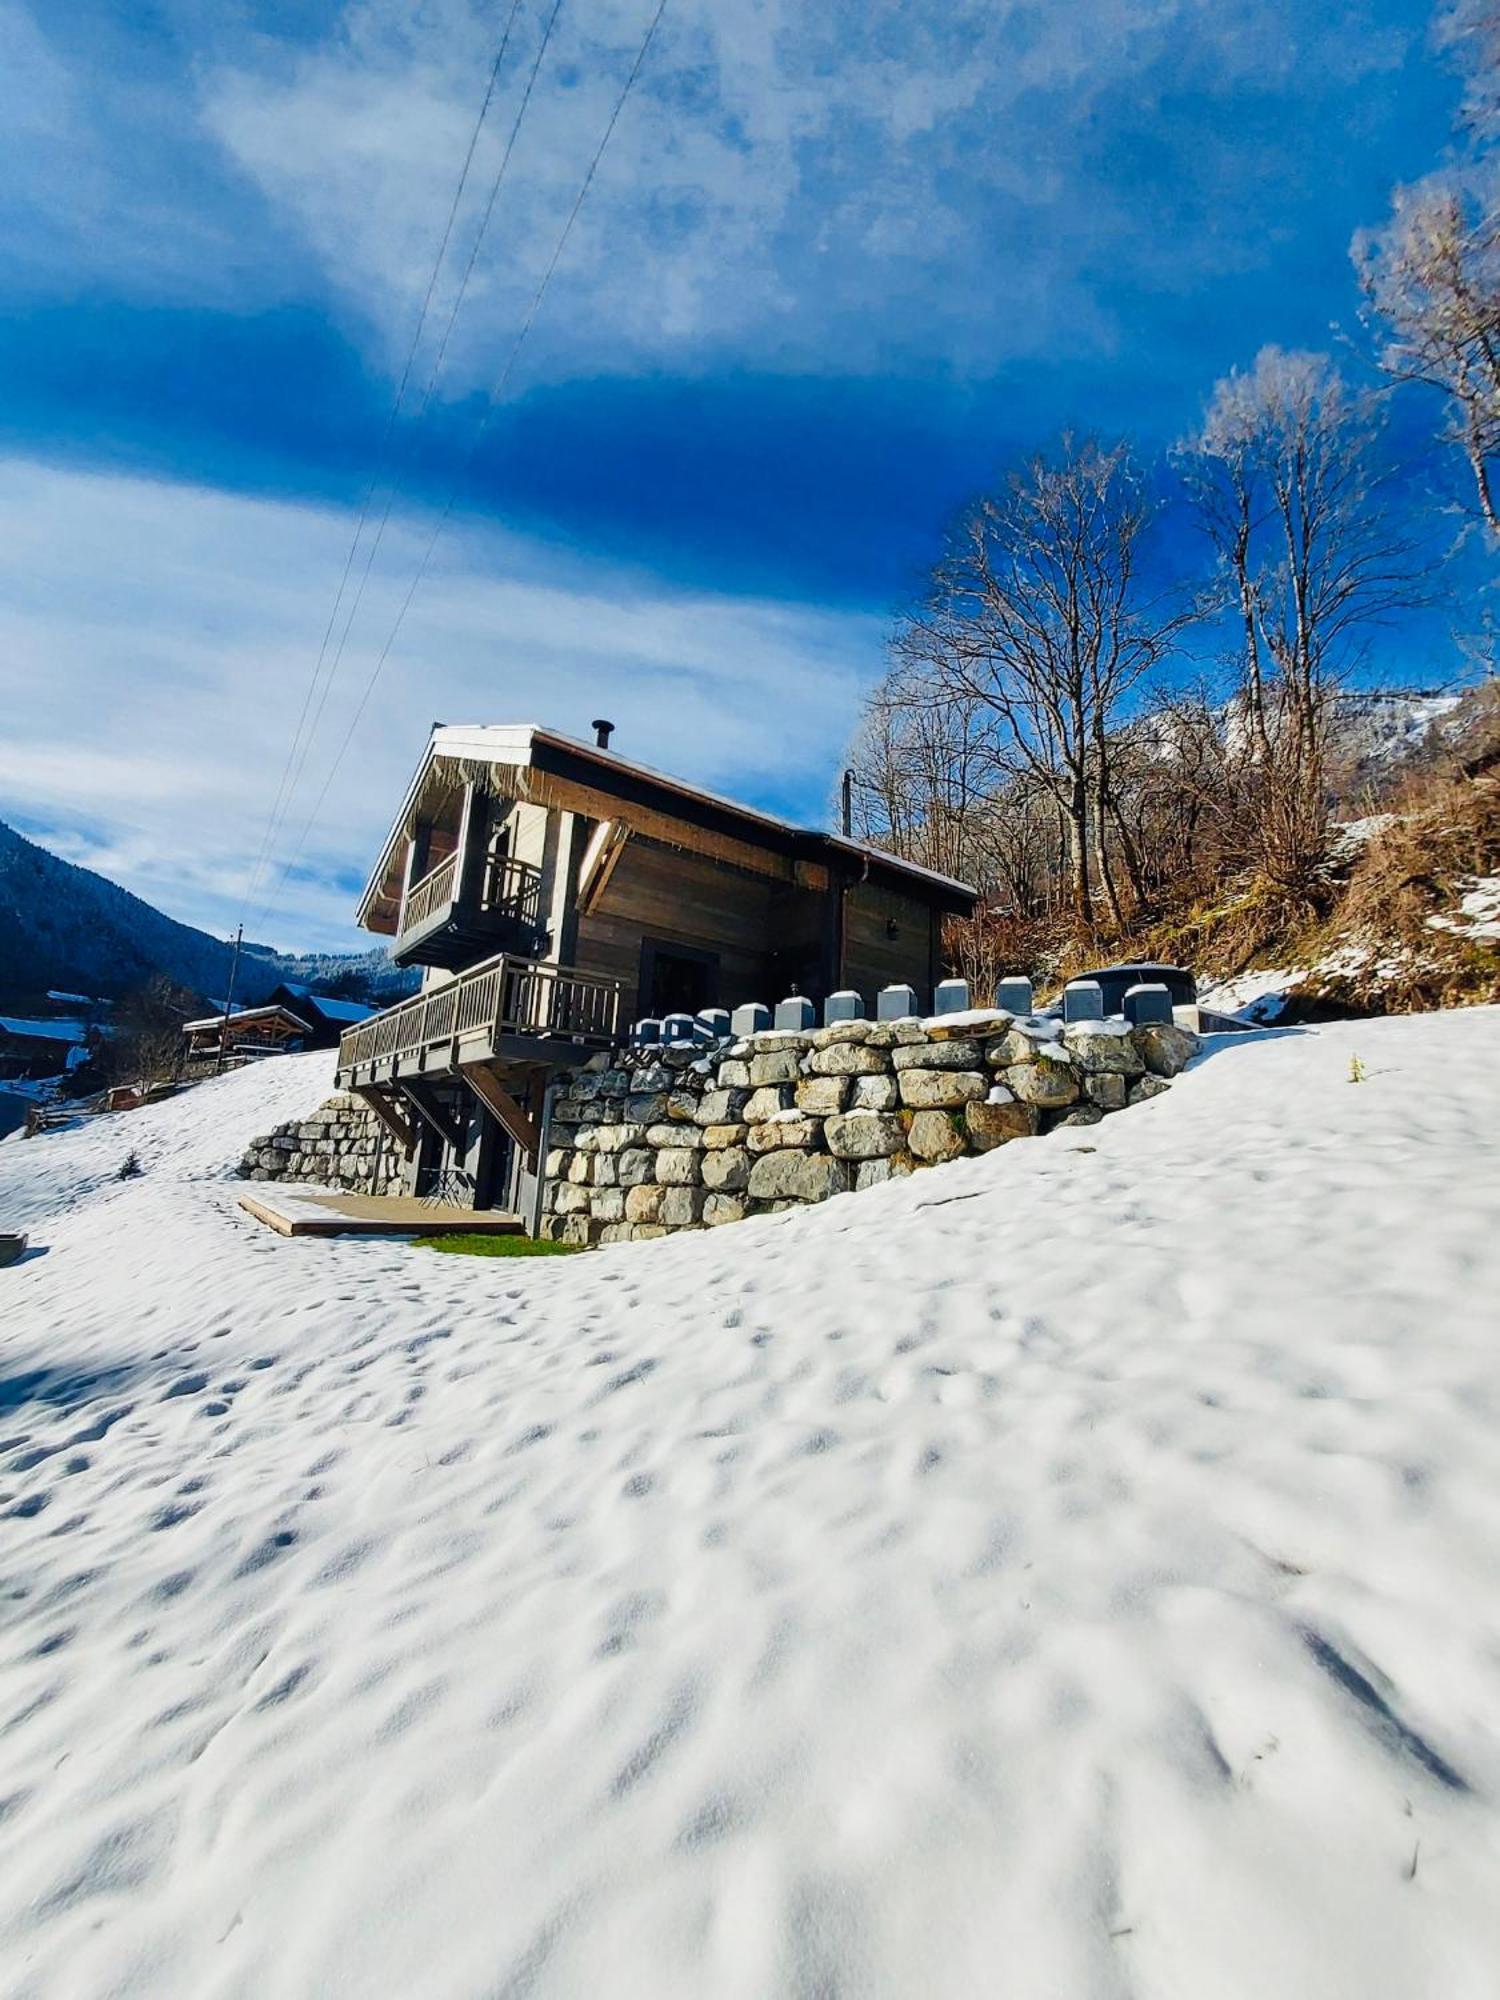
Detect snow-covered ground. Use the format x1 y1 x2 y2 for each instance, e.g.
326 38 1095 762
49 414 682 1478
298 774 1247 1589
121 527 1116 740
2 1019 1499 1998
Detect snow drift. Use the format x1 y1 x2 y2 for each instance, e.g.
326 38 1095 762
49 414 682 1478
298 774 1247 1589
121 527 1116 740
2 1018 1499 1997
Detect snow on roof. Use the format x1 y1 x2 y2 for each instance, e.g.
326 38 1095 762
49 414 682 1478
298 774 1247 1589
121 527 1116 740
358 722 977 923
272 982 375 1022
181 1005 312 1035
0 1015 89 1043
302 994 375 1023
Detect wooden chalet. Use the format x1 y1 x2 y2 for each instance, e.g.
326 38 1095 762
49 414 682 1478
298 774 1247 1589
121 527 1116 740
182 1003 313 1062
0 1015 94 1081
335 722 976 1221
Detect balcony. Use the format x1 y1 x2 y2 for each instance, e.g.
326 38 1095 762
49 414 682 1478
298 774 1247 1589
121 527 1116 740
394 851 546 969
336 952 622 1089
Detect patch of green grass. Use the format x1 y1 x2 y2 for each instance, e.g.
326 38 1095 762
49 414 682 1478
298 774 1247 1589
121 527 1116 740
411 1232 579 1258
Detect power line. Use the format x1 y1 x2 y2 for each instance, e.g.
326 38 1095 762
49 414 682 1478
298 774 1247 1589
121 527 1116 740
266 0 569 878
239 0 527 922
254 0 671 936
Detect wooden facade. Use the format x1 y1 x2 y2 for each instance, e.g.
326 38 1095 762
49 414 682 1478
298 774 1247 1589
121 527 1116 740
336 724 975 1225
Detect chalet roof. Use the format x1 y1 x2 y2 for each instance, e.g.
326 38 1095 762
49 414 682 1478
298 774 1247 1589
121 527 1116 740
356 723 976 930
0 1016 90 1044
269 983 375 1024
182 1004 313 1036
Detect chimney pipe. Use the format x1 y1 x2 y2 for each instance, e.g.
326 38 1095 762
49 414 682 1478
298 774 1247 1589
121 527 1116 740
841 768 854 837
592 718 615 750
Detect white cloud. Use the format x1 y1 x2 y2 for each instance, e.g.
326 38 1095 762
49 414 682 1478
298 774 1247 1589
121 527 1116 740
200 0 1411 387
0 457 882 954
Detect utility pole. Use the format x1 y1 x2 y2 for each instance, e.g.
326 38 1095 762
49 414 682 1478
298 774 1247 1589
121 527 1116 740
217 923 244 1075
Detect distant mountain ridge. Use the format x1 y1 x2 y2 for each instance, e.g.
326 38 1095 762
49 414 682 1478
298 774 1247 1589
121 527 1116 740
0 819 410 1009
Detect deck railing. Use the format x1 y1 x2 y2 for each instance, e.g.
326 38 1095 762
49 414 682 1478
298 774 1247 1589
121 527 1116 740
336 953 622 1078
481 853 544 929
399 850 459 936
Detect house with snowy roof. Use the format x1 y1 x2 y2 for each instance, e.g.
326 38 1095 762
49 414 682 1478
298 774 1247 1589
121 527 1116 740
333 720 976 1216
0 1015 98 1079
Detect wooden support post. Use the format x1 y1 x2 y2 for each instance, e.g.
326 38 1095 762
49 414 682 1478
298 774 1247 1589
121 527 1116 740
352 1085 416 1156
451 780 478 911
528 1077 557 1240
463 1063 540 1160
398 1081 464 1151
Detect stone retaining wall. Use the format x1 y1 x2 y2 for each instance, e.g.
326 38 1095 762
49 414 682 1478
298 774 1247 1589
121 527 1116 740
539 1008 1199 1247
238 1093 404 1195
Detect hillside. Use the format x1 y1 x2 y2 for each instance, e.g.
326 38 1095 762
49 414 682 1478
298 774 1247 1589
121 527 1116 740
2 1016 1499 1995
0 819 409 1008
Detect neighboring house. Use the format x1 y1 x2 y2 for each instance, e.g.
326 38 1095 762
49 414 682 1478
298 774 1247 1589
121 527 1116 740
0 1015 95 1079
334 721 975 1218
264 983 376 1047
182 1003 314 1063
183 988 374 1066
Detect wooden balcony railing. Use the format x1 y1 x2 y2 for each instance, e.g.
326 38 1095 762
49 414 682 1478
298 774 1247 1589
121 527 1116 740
336 953 622 1080
482 852 544 930
399 851 459 936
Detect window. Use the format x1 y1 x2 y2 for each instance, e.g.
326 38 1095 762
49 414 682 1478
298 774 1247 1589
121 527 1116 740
639 939 719 1018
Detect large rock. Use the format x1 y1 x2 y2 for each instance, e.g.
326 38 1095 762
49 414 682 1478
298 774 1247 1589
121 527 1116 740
897 1068 988 1109
749 1049 802 1086
701 1147 751 1191
717 1059 752 1088
854 1155 914 1189
746 1151 851 1202
700 1123 750 1150
795 1075 850 1116
646 1123 704 1149
808 1020 873 1048
746 1114 822 1153
624 1183 666 1224
1062 1024 1144 1077
987 1024 1065 1067
1128 1073 1173 1104
892 1038 987 1070
964 1098 1038 1149
589 1186 626 1223
849 1072 899 1112
805 1042 891 1077
1083 1073 1127 1111
823 1110 907 1160
656 1148 703 1186
703 1193 747 1227
923 1009 1012 1042
593 1123 647 1154
1131 1022 1200 1077
554 1181 591 1215
906 1110 966 1162
743 1085 796 1123
660 1186 706 1227
695 1087 749 1127
1003 1058 1079 1108
617 1148 653 1187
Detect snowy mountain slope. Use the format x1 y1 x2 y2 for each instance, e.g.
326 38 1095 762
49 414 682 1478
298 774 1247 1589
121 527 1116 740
0 819 409 1007
2 1018 1500 1998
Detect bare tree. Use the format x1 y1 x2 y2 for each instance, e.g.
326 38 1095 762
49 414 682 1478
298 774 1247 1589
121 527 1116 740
108 976 192 1087
1183 349 1423 891
893 437 1190 928
1439 0 1500 145
1356 184 1500 541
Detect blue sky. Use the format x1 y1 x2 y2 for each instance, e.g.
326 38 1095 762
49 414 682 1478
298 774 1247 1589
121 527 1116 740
0 0 1464 952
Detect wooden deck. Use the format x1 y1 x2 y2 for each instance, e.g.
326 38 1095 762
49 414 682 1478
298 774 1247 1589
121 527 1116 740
335 951 621 1091
238 1189 525 1239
